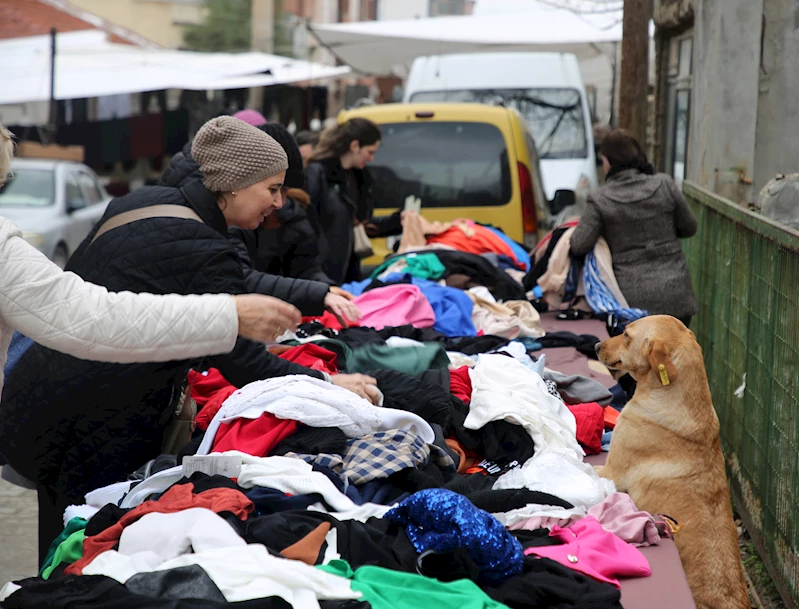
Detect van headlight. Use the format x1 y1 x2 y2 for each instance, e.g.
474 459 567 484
22 233 44 248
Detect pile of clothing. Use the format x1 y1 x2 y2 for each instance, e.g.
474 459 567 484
525 221 647 324
1 224 665 609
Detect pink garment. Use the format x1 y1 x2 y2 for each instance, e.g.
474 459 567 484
232 109 267 126
524 516 651 588
353 284 436 330
587 492 662 547
507 515 582 531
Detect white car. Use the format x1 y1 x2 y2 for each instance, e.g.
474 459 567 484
0 158 111 268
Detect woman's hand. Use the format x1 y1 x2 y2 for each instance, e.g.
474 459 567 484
331 373 380 404
329 286 356 301
324 291 361 328
233 295 301 343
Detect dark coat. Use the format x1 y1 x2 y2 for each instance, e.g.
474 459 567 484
305 158 401 285
570 169 698 318
160 143 329 315
231 194 337 286
0 180 324 501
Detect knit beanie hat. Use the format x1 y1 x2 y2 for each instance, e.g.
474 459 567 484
260 123 305 190
192 116 288 192
233 109 268 127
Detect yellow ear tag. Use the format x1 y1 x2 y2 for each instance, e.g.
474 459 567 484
658 364 671 386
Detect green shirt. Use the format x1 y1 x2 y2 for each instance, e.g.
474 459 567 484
41 528 86 579
39 517 87 577
318 559 510 609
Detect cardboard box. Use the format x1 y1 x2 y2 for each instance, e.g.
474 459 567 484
16 141 84 163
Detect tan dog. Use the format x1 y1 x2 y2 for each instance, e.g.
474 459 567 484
596 315 749 609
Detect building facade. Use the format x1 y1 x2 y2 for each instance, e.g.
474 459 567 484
67 0 205 49
653 0 799 204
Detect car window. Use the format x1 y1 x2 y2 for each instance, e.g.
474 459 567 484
369 121 512 210
411 88 588 160
0 168 55 207
65 173 86 210
77 172 104 205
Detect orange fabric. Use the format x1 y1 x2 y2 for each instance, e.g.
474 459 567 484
279 522 332 565
445 438 480 474
604 406 620 430
66 483 254 575
427 221 526 270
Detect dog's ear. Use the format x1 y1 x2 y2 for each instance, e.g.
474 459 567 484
646 339 678 386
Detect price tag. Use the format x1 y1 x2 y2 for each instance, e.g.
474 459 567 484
182 455 242 479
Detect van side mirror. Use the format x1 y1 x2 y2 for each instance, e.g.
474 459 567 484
550 189 576 215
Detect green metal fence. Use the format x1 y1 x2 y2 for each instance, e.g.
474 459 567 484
682 181 799 608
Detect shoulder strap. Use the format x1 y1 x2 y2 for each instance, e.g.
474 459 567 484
90 204 204 245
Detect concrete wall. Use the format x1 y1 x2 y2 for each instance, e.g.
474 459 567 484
377 0 429 20
753 0 799 195
68 0 205 48
687 0 763 203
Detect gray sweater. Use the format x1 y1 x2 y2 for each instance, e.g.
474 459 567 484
570 169 699 319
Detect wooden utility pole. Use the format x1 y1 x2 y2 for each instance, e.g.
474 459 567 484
248 0 275 112
618 0 650 144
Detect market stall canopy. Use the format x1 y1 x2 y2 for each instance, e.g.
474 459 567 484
2 30 351 106
308 3 623 76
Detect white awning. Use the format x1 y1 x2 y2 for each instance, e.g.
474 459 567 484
2 30 351 106
309 4 623 76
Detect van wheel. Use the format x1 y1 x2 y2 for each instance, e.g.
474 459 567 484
52 245 69 269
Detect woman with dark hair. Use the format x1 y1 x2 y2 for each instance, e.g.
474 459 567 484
570 129 698 326
295 130 319 167
306 118 401 284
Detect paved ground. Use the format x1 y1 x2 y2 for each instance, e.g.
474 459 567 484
0 478 38 584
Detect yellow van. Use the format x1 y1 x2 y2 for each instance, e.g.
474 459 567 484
337 103 550 268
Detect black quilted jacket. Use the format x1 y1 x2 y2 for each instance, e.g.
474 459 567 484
0 180 324 501
160 143 330 314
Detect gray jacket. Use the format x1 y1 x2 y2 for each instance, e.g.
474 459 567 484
570 169 699 319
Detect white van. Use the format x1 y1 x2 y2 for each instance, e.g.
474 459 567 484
403 52 598 221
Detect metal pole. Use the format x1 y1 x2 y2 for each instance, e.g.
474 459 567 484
48 27 57 143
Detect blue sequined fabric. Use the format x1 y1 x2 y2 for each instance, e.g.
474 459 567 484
384 488 524 584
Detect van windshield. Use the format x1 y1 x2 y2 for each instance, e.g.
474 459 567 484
410 88 587 160
369 121 511 210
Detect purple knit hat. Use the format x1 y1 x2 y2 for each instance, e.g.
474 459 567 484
233 109 267 127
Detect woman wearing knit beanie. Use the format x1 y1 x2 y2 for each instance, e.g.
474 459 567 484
0 117 380 559
159 119 360 325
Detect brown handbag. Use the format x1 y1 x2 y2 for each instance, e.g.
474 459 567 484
353 222 374 259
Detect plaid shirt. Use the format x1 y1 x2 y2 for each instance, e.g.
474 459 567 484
286 429 455 485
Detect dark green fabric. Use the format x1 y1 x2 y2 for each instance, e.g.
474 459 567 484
41 527 86 579
370 253 446 281
39 517 87 577
318 559 509 609
346 344 450 375
285 340 449 375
